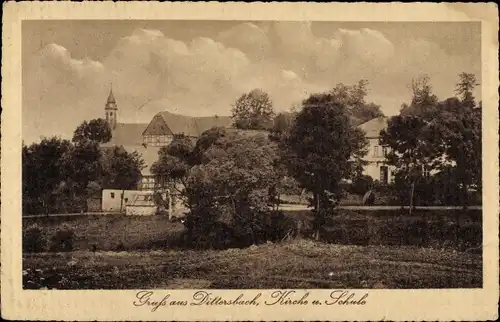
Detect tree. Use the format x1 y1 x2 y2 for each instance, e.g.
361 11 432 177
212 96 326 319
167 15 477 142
430 97 481 210
61 140 103 196
400 74 439 117
72 118 112 144
152 127 282 247
329 80 384 124
269 112 295 142
281 92 368 240
385 73 481 211
427 73 480 210
455 72 480 109
231 89 275 130
273 112 294 134
379 115 441 213
101 147 145 190
22 137 72 214
185 131 280 247
383 75 441 213
151 134 196 200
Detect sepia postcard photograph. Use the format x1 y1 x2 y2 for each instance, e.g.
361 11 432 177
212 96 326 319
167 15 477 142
1 2 499 321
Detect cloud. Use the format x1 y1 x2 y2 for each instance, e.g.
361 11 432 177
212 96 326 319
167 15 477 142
23 23 480 143
216 22 271 60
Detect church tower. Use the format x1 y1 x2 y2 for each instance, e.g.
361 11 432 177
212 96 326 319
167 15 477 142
105 85 118 130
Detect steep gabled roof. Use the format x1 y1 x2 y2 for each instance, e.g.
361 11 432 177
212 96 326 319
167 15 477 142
108 123 148 146
152 111 233 137
158 111 199 137
356 116 388 138
142 114 172 136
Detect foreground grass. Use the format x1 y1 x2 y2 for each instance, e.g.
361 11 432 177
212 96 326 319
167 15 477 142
24 240 482 289
23 215 185 251
23 209 481 252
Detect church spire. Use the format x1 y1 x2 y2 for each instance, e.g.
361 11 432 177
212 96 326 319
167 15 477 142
107 83 116 104
105 83 118 130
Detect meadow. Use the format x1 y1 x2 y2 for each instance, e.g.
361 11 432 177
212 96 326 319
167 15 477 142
22 209 482 289
24 240 482 289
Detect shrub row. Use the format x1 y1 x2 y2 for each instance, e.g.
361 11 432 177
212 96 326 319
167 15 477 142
180 209 481 251
23 209 482 253
23 223 75 253
340 174 483 206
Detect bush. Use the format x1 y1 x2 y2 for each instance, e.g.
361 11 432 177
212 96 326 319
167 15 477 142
23 224 47 253
50 223 75 252
350 175 374 195
182 205 236 250
316 209 482 249
362 190 376 205
280 176 303 195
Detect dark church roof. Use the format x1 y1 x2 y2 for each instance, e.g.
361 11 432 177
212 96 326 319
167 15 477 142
107 123 148 146
151 111 233 137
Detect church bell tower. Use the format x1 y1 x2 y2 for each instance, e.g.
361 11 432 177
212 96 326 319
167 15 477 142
105 84 118 130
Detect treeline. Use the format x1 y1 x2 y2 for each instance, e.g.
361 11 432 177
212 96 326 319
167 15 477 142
381 73 481 211
150 73 480 247
22 119 144 215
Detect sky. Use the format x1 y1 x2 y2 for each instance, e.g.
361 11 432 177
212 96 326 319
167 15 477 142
22 20 481 144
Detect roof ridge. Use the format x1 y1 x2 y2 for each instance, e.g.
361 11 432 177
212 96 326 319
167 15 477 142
355 115 387 127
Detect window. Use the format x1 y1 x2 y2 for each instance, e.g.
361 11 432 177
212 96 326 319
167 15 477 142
423 165 430 177
382 147 388 157
110 192 115 199
373 146 379 157
142 135 172 147
141 176 155 190
380 166 389 185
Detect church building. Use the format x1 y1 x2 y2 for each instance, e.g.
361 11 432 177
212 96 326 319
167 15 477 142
99 87 233 190
99 86 399 192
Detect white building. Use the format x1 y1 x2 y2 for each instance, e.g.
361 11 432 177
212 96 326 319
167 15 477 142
101 189 141 212
356 116 395 184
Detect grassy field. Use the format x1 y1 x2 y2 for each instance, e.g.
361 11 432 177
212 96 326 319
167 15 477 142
23 214 185 251
23 239 482 289
23 209 482 252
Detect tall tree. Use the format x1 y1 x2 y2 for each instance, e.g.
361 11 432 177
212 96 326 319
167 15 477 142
101 147 145 190
383 75 440 212
379 115 441 213
22 137 72 214
152 128 282 247
185 131 279 246
329 80 384 124
151 134 196 197
72 118 112 144
61 140 103 195
455 72 480 109
430 97 481 210
231 89 275 130
400 74 439 117
273 112 294 134
385 73 481 211
430 73 480 210
269 112 295 142
282 92 368 240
